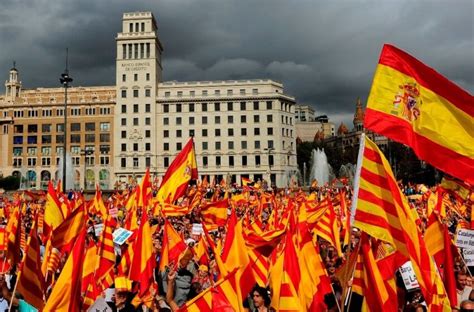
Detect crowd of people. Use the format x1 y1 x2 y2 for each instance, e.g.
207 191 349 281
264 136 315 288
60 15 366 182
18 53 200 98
0 176 472 311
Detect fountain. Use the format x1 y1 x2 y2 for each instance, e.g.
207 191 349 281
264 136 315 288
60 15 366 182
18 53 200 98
57 152 75 190
309 148 334 186
339 163 356 185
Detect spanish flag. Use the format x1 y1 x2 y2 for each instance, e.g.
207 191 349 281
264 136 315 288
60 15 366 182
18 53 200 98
156 137 198 204
365 44 473 184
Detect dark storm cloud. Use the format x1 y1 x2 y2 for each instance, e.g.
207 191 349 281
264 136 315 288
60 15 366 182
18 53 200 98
0 0 472 125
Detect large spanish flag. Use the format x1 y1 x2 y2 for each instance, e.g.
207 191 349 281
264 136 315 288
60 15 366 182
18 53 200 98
364 44 473 184
156 137 198 204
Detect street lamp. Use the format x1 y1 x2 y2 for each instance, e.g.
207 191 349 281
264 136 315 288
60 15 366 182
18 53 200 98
264 147 275 187
81 149 93 190
59 49 73 194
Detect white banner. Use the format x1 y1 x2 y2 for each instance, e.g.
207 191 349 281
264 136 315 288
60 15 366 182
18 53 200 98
456 229 474 249
399 261 419 291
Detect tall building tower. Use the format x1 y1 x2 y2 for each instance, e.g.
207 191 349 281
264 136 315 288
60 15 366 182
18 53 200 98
4 63 22 103
114 12 163 181
353 97 364 132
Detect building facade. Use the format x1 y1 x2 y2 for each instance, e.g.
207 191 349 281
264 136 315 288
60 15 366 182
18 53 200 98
294 104 335 142
0 11 298 189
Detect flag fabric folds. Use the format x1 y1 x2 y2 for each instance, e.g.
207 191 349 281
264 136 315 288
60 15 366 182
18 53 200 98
364 44 473 184
352 135 450 311
156 137 198 204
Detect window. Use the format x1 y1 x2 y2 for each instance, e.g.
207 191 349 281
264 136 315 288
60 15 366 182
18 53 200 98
165 92 170 98
176 142 182 150
145 104 151 112
229 156 234 167
41 135 52 144
71 108 81 116
133 143 138 151
202 90 208 96
267 115 273 122
146 73 150 81
71 123 81 131
164 130 169 137
190 91 195 97
254 128 260 135
121 90 127 98
177 130 182 137
255 141 261 149
164 142 169 151
215 141 221 150
255 155 261 166
121 158 126 168
41 124 51 133
163 104 169 113
85 123 95 131
202 103 207 111
100 156 110 165
133 104 139 113
189 103 195 112
267 127 273 135
121 118 127 126
121 144 126 152
228 141 234 150
134 73 138 81
214 90 220 96
215 116 220 124
269 155 274 167
28 158 37 167
227 129 234 136
268 140 274 149
240 102 246 110
27 136 37 144
202 129 208 137
133 118 139 126
121 105 127 113
215 129 221 137
202 116 208 124
214 102 220 111
189 129 195 137
145 130 151 138
164 157 169 167
145 157 151 167
198 156 207 169
13 158 22 167
252 88 258 95
176 104 182 112
145 143 151 151
56 135 64 144
42 109 52 117
216 156 221 167
240 89 246 95
176 117 182 125
122 74 126 82
121 131 126 139
146 43 150 58
13 136 23 144
253 101 259 110
254 115 260 123
133 90 139 98
85 107 96 115
241 128 247 136
177 91 183 97
189 117 195 125
242 155 247 166
228 116 233 124
13 147 22 156
14 125 23 133
202 142 208 150
28 125 38 133
85 134 95 142
227 102 233 111
145 117 151 125
133 158 139 168
241 141 247 149
100 122 110 131
266 101 272 109
163 117 169 125
70 134 80 143
27 147 37 155
240 115 246 123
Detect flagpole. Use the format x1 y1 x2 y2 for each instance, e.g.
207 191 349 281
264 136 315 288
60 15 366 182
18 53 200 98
344 240 362 312
350 133 365 227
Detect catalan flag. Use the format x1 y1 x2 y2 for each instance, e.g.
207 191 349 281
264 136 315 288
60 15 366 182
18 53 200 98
313 198 342 257
364 44 473 184
6 206 21 265
156 137 198 204
94 215 116 291
352 135 450 311
17 219 45 310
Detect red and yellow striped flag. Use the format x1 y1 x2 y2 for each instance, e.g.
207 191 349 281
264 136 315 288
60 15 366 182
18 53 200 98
364 44 473 184
95 215 116 291
353 135 450 311
156 137 198 204
17 219 45 310
51 204 85 252
200 199 228 230
44 181 64 230
6 206 21 265
313 198 342 257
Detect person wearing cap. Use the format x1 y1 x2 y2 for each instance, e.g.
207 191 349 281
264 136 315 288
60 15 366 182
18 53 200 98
192 265 211 290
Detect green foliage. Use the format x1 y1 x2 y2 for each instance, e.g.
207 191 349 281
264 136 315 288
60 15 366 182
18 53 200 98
0 175 20 191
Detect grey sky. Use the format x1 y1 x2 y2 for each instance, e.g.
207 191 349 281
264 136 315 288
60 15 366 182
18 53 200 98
0 0 472 126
